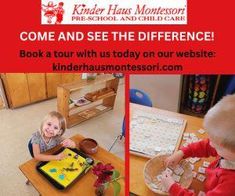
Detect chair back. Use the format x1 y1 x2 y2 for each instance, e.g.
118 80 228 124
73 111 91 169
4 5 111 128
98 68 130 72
121 117 125 137
28 140 34 157
130 89 153 107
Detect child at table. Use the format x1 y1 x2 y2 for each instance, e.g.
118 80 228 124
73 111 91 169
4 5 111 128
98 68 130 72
161 95 235 195
29 111 76 161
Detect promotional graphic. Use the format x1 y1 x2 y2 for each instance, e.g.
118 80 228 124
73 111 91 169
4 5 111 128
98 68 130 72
0 1 235 196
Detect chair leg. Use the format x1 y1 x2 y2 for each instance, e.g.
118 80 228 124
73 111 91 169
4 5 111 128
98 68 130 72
26 179 30 185
108 135 121 152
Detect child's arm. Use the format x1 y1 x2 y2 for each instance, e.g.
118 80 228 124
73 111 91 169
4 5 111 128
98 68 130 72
164 180 235 196
206 181 235 195
167 183 195 196
166 139 217 168
181 139 217 159
165 150 184 167
32 143 67 161
161 171 195 196
60 138 76 148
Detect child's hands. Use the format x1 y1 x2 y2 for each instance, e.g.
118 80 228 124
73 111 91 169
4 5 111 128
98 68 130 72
56 152 67 160
165 150 184 168
61 139 76 148
161 170 175 192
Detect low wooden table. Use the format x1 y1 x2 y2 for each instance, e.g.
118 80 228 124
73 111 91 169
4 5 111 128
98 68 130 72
19 134 125 196
130 103 213 195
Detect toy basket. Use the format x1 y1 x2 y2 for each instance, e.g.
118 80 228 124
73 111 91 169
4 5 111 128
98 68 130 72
143 154 193 195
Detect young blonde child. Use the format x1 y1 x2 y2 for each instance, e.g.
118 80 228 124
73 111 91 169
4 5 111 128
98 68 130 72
29 111 76 161
161 94 235 195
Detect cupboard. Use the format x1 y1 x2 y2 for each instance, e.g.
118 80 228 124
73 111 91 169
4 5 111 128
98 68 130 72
1 73 82 108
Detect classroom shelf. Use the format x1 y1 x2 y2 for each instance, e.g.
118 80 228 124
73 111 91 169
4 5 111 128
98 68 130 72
57 74 119 128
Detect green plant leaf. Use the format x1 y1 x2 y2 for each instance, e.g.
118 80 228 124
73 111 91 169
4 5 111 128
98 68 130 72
112 170 120 180
103 182 110 189
84 165 92 173
112 181 121 196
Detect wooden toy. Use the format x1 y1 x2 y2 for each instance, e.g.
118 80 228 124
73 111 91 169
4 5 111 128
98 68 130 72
85 87 115 101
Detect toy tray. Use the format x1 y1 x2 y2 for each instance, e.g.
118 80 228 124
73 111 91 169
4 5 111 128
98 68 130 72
36 148 94 190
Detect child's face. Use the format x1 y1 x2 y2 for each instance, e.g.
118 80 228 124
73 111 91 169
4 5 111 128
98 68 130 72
210 138 235 161
42 116 61 138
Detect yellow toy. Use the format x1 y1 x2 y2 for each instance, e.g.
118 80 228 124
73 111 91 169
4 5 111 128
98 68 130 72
38 148 92 189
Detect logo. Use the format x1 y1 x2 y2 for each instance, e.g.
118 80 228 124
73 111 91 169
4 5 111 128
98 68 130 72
41 0 187 25
41 1 65 24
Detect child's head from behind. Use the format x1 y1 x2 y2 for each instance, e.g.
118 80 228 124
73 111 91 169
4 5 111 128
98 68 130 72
40 111 66 138
204 94 235 160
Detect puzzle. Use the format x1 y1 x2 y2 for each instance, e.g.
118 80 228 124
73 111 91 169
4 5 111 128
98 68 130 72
190 164 194 170
198 129 206 134
174 165 185 176
203 161 210 168
183 132 200 145
197 174 206 182
37 148 92 189
153 165 185 191
198 167 206 174
130 110 186 158
172 174 181 182
189 157 201 164
165 168 173 175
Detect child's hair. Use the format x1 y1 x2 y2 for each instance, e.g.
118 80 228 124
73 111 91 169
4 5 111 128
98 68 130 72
40 111 66 136
203 94 235 152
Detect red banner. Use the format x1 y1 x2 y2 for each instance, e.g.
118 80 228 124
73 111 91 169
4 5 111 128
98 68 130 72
0 0 234 73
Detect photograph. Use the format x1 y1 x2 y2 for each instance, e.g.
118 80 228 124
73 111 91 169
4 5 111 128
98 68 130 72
1 0 234 195
0 73 125 196
129 75 235 196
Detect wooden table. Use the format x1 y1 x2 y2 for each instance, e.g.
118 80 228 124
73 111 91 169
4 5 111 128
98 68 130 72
130 103 213 196
19 134 125 196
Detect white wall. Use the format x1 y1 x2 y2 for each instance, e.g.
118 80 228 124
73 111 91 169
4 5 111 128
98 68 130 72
130 75 182 112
